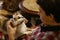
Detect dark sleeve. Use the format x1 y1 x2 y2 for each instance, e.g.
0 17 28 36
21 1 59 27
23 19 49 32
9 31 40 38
41 26 60 32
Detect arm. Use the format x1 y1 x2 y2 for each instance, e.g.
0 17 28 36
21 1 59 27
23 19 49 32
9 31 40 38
6 19 17 40
39 6 60 26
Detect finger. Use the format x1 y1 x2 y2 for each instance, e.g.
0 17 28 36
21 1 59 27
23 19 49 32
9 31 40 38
6 19 13 28
6 19 17 29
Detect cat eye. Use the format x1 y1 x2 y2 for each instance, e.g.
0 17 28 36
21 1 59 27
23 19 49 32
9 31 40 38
14 18 16 20
18 17 24 19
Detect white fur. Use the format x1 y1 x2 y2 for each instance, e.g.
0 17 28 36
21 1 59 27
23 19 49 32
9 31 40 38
12 11 34 38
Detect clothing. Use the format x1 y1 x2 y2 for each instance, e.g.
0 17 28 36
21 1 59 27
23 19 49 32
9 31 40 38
16 25 60 40
41 26 60 31
37 0 60 23
16 26 41 40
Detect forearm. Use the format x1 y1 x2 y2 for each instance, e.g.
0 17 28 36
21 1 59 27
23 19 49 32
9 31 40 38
9 37 15 40
7 27 16 40
6 18 17 40
8 33 15 40
39 6 60 26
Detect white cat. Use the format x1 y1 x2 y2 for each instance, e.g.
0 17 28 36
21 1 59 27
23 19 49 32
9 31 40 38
12 11 34 38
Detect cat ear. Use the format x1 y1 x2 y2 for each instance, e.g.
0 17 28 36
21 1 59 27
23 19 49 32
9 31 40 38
13 12 18 18
13 13 16 18
16 11 20 15
13 15 15 18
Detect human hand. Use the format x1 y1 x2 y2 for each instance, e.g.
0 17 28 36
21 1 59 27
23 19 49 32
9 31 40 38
6 19 17 40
